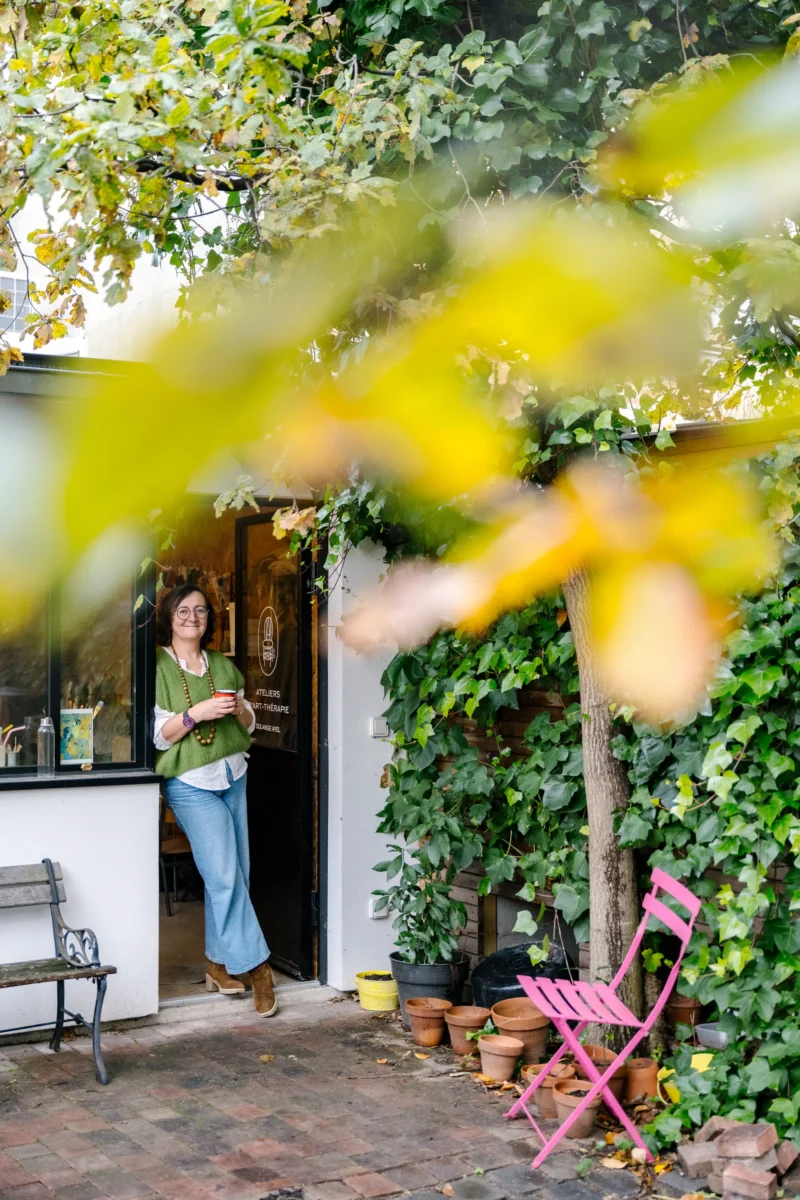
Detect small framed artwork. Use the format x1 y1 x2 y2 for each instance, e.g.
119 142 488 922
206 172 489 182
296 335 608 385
60 709 93 765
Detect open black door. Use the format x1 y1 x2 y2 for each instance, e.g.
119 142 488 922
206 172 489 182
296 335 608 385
236 511 316 979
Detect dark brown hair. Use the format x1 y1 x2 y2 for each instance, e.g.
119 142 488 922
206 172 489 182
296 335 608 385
156 583 217 649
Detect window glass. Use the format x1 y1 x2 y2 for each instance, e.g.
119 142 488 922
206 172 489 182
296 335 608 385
60 580 135 765
0 611 48 768
0 275 33 334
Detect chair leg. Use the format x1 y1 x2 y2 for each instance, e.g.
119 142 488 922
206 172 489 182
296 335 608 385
91 976 110 1085
49 980 65 1052
531 1023 652 1167
160 857 172 917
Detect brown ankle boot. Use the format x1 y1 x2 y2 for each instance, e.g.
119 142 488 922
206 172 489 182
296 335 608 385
250 960 278 1017
205 960 245 996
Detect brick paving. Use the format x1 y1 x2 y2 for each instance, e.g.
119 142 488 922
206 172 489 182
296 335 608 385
0 995 685 1200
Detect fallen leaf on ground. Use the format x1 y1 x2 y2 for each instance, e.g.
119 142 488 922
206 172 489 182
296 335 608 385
259 1055 275 1063
500 1082 516 1091
599 1157 627 1169
654 1163 672 1175
439 1185 455 1197
414 1052 430 1059
604 1133 617 1145
631 1148 648 1164
376 1058 388 1065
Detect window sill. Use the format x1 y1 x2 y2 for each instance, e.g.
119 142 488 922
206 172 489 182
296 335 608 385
0 769 157 792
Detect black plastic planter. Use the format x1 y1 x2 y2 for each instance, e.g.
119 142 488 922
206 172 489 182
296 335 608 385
390 950 470 1030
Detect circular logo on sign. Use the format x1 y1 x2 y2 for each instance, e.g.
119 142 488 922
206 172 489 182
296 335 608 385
258 605 279 677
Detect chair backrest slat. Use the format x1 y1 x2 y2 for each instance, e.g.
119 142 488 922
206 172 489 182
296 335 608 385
0 863 65 909
650 867 701 917
643 893 691 942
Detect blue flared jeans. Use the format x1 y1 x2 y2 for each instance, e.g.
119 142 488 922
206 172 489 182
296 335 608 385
163 765 269 975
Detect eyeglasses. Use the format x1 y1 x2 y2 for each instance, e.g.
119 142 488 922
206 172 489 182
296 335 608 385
175 606 209 622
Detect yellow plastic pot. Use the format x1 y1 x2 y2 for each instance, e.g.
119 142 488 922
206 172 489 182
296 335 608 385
356 970 399 1011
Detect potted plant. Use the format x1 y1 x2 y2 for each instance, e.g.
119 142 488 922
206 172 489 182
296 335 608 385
373 845 470 1030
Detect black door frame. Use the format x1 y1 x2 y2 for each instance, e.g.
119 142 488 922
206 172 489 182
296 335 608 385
235 507 320 979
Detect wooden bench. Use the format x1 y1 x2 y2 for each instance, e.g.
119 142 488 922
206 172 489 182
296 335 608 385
0 859 117 1084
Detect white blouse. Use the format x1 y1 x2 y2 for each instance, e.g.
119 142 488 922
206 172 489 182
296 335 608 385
153 649 256 791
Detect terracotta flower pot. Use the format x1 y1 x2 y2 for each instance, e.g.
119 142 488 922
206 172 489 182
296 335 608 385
552 1079 602 1138
478 1034 524 1082
491 997 551 1063
444 1006 491 1056
666 992 704 1031
406 997 452 1047
574 1044 628 1101
625 1057 659 1102
520 1060 576 1119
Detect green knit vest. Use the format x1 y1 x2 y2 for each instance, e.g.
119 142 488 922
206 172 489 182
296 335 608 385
155 648 251 779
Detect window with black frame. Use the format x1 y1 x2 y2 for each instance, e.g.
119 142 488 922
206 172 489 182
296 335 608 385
0 575 153 782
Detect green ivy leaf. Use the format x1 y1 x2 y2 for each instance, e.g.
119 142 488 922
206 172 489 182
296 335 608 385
743 1057 784 1095
553 882 589 924
738 665 785 699
718 909 751 942
512 910 538 936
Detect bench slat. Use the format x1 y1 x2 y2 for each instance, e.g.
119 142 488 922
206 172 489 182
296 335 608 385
0 863 63 886
0 959 116 988
0 881 66 908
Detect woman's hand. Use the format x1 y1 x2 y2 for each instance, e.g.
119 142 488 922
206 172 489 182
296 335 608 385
190 696 238 723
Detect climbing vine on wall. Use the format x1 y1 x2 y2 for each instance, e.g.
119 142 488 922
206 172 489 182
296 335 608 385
285 426 800 1147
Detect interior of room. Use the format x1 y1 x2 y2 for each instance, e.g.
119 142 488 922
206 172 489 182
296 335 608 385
155 500 278 999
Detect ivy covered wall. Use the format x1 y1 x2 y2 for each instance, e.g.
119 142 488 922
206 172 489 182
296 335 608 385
372 475 800 1147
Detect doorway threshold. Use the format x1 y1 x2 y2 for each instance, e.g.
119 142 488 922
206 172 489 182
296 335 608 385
159 978 325 1011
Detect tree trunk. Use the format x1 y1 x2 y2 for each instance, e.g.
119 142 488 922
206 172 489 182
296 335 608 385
563 570 643 1047
645 969 666 1058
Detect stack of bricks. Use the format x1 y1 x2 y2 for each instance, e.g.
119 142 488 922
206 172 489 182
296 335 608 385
676 1117 800 1199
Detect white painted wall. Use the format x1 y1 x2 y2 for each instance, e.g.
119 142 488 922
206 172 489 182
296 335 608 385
325 541 398 990
0 783 160 1030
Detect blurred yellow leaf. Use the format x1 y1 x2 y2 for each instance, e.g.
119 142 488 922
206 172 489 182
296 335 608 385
598 58 800 236
426 205 700 389
340 458 776 722
599 1157 627 1169
591 561 724 723
414 1052 430 1059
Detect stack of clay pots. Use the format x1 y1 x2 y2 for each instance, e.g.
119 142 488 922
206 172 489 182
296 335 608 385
490 997 551 1063
401 992 659 1139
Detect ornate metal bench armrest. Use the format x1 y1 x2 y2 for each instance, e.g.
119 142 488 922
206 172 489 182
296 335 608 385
52 908 101 968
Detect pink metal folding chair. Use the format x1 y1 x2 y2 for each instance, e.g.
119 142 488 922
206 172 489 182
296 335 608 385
505 867 701 1167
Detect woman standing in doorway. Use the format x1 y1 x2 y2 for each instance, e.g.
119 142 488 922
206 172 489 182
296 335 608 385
153 583 277 1016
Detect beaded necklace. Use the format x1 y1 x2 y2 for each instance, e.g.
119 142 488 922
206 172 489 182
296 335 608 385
170 646 217 746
